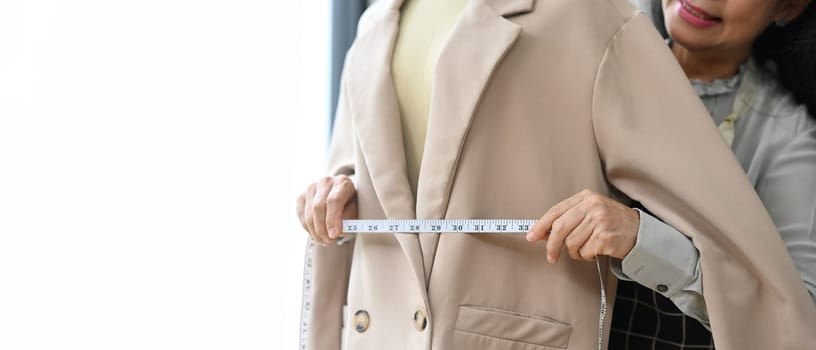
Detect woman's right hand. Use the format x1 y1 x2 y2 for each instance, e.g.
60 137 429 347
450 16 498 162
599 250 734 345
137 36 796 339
296 175 358 246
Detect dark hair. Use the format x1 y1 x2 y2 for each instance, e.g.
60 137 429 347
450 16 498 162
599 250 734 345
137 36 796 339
754 2 816 117
649 0 816 117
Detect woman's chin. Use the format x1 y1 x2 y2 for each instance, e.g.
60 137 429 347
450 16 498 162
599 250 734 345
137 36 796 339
666 21 716 52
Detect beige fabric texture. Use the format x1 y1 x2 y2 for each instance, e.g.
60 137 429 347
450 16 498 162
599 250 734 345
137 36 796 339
302 0 816 349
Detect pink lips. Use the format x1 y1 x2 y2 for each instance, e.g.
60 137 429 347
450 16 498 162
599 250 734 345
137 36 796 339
676 0 721 28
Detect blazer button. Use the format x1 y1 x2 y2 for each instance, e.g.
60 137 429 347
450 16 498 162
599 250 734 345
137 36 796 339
354 310 370 333
413 307 428 331
657 284 669 293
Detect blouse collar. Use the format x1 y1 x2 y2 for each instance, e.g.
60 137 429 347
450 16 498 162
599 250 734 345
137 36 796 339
688 64 747 97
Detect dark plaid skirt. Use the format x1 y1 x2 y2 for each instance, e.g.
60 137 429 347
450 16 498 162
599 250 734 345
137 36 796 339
609 280 714 350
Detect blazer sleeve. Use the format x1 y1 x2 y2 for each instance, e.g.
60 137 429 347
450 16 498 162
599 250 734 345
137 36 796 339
591 13 816 349
301 73 355 350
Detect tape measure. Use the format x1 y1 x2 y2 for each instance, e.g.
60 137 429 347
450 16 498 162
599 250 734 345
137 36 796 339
340 217 609 349
341 219 537 233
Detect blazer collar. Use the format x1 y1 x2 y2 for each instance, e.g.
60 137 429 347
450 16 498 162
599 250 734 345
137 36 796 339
344 0 532 301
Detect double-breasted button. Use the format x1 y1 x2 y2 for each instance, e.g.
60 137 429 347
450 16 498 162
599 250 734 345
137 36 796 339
354 310 370 333
657 284 669 293
413 307 427 331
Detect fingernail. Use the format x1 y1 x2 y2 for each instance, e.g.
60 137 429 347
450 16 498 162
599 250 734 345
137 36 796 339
526 232 535 241
328 228 337 238
547 255 554 264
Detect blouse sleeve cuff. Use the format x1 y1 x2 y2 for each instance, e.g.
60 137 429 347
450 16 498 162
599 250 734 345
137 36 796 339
620 209 700 297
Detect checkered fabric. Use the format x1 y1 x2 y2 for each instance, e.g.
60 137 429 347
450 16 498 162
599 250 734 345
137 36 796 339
609 280 714 350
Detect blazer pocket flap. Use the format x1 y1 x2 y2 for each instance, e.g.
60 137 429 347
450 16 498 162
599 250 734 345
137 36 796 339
455 305 572 349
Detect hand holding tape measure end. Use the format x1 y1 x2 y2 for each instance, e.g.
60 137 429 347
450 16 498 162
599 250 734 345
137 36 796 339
297 175 358 246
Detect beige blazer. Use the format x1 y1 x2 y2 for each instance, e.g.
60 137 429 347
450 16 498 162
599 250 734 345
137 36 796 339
302 0 816 349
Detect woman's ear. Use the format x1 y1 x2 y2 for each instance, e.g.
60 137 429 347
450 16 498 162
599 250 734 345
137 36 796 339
777 0 812 25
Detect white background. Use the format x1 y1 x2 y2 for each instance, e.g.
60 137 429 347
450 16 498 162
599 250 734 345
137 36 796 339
0 0 330 348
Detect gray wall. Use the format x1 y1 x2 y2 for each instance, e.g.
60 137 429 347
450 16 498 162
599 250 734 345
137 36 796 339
330 0 369 132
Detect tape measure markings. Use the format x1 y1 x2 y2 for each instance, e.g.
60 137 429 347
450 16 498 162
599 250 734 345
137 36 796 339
342 219 538 233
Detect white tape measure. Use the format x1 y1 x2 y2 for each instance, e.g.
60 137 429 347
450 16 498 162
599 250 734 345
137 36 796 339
340 218 609 350
341 219 537 233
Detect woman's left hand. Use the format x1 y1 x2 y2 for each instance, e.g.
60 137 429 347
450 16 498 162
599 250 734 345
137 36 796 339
526 189 640 264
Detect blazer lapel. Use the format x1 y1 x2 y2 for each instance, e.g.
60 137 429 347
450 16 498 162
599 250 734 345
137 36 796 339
416 0 532 280
344 0 428 296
